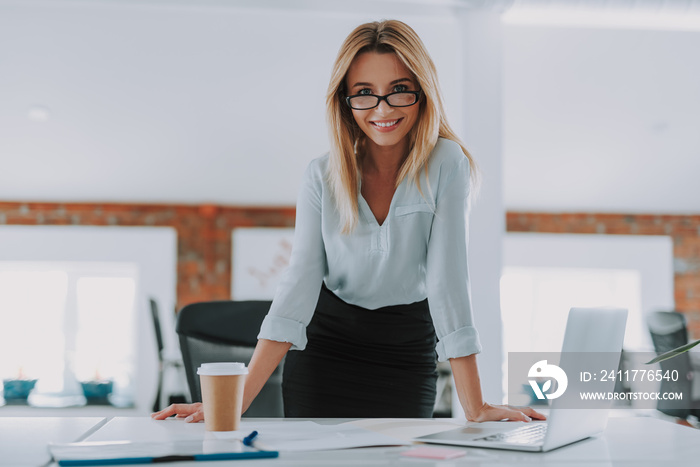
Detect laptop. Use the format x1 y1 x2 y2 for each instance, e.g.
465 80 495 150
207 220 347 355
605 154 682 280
415 307 628 452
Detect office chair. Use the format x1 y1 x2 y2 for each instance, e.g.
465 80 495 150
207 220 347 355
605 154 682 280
149 298 187 411
647 311 700 420
175 300 284 417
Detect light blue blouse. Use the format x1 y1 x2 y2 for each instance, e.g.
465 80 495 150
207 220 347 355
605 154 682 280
257 137 482 362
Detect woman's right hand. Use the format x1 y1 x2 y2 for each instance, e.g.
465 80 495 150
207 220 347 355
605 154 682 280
151 402 203 423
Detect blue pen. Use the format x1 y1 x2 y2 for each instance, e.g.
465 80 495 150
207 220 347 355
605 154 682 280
242 430 272 451
242 430 259 447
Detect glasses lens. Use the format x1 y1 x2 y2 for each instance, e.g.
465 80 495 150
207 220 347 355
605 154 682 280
348 95 379 110
387 92 417 107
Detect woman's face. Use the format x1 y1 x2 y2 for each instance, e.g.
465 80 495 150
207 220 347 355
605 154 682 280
345 51 421 153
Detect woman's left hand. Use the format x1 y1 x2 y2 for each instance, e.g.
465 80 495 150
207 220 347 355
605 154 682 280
467 403 547 423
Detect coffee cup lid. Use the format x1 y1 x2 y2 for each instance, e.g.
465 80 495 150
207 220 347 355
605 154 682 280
197 362 248 376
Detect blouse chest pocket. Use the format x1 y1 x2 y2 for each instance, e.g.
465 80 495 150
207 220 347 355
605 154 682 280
393 203 434 249
394 203 435 217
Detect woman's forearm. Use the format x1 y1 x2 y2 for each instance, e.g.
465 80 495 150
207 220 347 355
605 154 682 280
449 353 486 420
242 338 292 412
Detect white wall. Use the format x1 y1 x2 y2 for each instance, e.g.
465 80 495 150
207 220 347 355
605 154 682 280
503 24 700 213
0 225 178 414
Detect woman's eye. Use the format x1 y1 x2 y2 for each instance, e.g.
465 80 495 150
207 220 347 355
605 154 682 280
358 88 373 95
393 84 408 92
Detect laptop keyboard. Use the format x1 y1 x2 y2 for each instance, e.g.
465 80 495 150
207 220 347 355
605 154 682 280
477 423 548 445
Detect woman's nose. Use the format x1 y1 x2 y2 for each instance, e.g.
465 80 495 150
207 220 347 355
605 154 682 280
375 98 392 114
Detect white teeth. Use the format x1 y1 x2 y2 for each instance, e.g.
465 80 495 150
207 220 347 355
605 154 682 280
372 119 399 128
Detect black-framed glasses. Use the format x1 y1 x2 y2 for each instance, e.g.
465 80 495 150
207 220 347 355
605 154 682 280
345 90 421 110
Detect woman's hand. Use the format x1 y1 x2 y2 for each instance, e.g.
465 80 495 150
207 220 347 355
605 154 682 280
449 355 547 423
151 402 203 423
150 340 290 424
467 402 546 423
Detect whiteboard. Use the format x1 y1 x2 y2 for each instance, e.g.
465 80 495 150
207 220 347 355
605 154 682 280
231 228 294 300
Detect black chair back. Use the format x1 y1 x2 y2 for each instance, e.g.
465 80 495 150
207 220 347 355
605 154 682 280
176 300 284 417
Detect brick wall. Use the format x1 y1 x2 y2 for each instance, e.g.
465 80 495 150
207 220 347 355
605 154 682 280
0 202 295 311
507 212 700 339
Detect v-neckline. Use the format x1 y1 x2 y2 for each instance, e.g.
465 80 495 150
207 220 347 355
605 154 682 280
358 177 404 227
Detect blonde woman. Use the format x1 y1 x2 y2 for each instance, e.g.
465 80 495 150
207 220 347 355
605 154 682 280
154 20 544 422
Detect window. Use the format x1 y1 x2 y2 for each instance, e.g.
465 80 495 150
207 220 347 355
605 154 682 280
501 266 641 354
503 232 674 352
75 276 136 383
501 233 675 402
0 262 138 407
0 268 68 385
0 225 177 413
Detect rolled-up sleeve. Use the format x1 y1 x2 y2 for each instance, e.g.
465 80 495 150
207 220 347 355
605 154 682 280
426 152 482 362
257 161 326 350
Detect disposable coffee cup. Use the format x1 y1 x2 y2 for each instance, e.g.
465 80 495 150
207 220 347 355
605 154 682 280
197 362 248 431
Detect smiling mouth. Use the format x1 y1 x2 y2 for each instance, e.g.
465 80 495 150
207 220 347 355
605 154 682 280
370 118 402 129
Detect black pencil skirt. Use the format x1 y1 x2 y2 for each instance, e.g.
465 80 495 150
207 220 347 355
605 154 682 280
282 284 438 418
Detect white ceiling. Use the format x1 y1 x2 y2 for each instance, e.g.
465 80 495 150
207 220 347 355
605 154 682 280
1 0 699 213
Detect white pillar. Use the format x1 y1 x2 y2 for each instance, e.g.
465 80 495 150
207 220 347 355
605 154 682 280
453 8 506 417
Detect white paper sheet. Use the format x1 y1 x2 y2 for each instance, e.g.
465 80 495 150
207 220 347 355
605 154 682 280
346 418 464 442
84 418 409 452
211 421 410 451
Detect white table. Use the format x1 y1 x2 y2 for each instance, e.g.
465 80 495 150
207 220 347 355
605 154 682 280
0 416 106 466
6 415 700 466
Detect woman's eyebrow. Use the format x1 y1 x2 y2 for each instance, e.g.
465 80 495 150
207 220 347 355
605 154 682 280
351 77 413 89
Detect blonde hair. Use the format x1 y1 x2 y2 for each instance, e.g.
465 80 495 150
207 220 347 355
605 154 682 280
326 19 479 233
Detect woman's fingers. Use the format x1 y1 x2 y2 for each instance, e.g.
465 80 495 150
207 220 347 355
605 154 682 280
150 405 178 420
468 403 547 423
184 409 205 423
151 403 201 420
505 404 547 421
520 406 547 420
497 406 531 422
